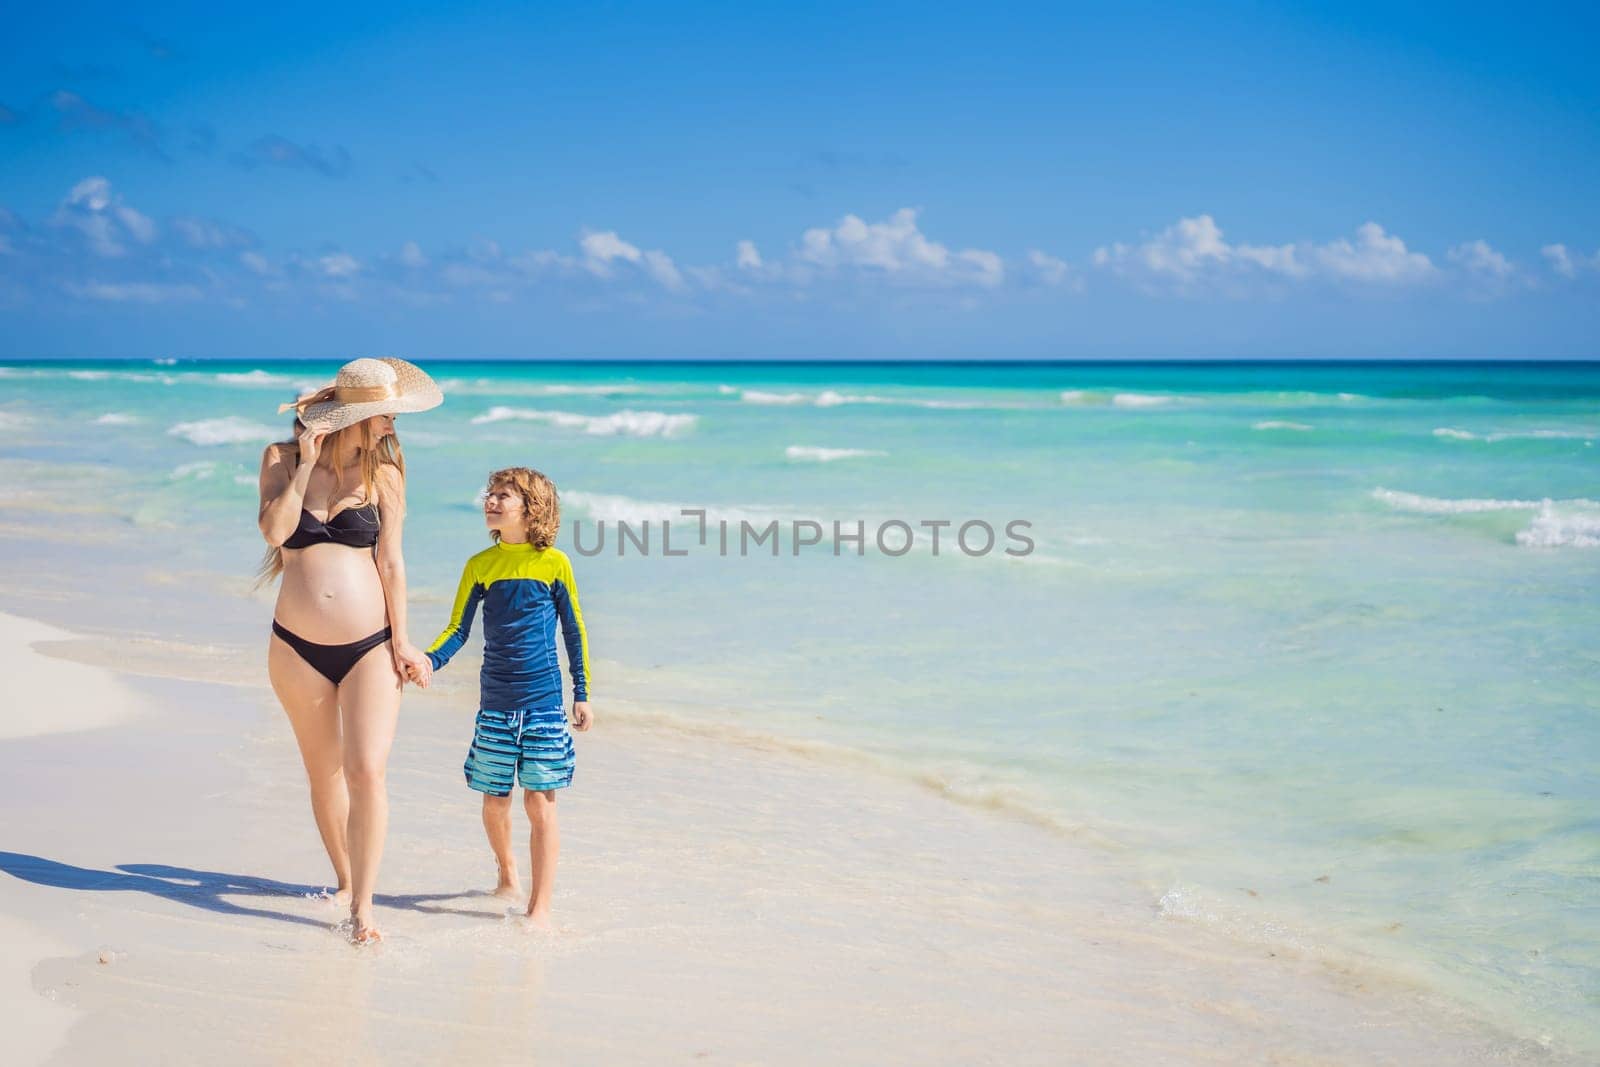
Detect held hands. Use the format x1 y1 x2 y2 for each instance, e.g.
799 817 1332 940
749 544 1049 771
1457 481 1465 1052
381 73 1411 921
571 701 593 732
393 641 433 689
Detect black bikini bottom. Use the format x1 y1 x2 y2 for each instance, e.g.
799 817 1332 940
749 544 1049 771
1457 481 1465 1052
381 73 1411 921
272 620 392 686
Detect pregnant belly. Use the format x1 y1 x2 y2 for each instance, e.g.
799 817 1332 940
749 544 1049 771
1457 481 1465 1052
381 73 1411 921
274 546 389 643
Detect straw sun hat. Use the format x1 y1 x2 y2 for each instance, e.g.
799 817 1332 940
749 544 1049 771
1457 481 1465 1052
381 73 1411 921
279 357 444 432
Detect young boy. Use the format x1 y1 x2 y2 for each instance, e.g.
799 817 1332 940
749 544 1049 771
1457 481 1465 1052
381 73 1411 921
421 466 593 928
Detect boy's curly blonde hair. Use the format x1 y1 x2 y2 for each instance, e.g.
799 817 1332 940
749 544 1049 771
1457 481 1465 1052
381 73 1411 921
488 467 560 548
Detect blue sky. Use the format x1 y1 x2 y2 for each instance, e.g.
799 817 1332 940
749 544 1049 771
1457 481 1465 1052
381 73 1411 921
1 1 1597 359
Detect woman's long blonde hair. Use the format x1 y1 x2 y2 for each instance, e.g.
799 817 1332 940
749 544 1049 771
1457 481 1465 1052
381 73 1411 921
255 404 406 586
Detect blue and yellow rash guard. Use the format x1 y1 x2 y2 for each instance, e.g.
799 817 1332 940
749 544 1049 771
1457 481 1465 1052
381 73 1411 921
426 542 591 710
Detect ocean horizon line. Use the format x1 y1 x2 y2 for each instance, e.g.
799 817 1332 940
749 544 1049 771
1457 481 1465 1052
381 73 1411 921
4 355 1599 367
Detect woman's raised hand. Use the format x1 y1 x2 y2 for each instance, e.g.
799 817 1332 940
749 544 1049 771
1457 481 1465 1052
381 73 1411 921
297 423 327 468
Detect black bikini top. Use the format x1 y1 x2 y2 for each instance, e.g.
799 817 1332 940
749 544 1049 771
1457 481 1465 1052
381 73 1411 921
282 502 380 550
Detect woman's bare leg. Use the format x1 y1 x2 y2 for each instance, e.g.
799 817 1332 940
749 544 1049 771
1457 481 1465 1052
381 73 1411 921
268 634 351 904
482 794 523 900
338 643 402 941
523 789 559 928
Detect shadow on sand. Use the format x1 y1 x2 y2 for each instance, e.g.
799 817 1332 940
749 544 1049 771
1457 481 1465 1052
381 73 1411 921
0 852 498 929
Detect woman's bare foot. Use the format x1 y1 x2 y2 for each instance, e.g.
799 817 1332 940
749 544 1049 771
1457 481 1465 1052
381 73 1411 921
489 860 522 901
522 906 553 932
308 886 352 908
350 909 383 945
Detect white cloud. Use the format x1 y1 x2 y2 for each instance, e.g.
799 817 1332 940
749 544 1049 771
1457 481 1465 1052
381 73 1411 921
172 216 251 250
317 252 360 278
1542 243 1600 279
67 176 113 212
1447 239 1512 278
797 208 1004 288
510 248 577 274
578 229 684 289
641 249 685 291
580 230 642 276
440 261 504 288
1314 222 1433 283
1447 239 1513 279
736 239 763 270
239 250 276 276
399 240 427 268
1026 249 1069 285
1093 214 1306 287
64 281 202 303
1025 249 1085 292
1094 215 1431 290
53 176 157 258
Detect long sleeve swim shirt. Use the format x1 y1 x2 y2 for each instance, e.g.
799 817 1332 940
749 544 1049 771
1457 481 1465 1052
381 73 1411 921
426 541 591 710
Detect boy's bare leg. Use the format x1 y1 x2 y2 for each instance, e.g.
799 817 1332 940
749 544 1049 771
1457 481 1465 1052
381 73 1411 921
482 793 522 900
524 789 559 927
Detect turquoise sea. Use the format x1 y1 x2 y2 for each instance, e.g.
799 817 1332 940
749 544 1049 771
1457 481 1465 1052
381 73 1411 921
2 359 1597 1050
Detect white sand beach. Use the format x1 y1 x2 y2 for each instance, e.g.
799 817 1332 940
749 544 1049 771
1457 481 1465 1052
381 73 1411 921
0 600 1572 1066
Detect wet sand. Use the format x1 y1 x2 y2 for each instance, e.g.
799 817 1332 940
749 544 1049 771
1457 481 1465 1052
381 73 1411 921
0 610 1570 1066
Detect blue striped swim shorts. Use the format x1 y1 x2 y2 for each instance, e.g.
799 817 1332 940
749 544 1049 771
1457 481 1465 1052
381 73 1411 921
463 706 575 796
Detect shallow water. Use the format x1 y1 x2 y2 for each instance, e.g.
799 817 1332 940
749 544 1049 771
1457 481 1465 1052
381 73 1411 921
2 357 1597 1051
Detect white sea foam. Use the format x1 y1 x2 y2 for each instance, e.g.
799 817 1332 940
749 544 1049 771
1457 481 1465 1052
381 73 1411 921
1516 503 1600 548
0 367 175 385
171 460 259 487
1433 427 1594 443
723 384 1000 410
170 461 223 480
1111 392 1176 408
536 383 643 396
1060 390 1181 408
1253 420 1313 431
436 377 645 398
1157 882 1316 952
0 411 30 430
152 358 178 365
815 390 897 407
562 489 790 529
1372 488 1543 514
65 368 181 385
1373 488 1600 548
216 369 292 386
167 417 279 446
809 389 993 409
741 389 810 405
785 445 886 462
470 406 696 437
93 413 139 425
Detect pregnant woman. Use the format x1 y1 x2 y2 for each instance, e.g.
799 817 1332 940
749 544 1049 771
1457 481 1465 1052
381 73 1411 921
256 357 442 943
